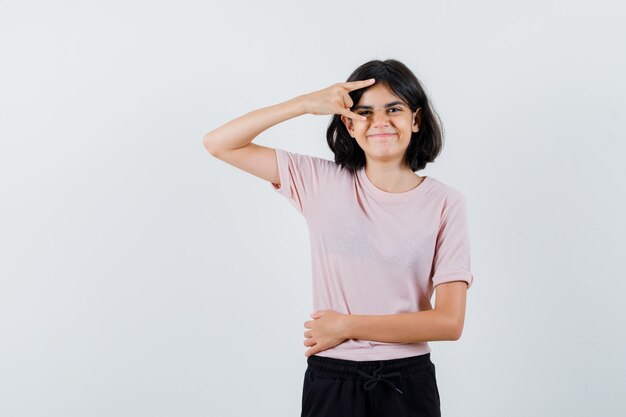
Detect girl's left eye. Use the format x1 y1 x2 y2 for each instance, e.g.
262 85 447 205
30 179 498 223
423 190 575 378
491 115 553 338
357 108 401 116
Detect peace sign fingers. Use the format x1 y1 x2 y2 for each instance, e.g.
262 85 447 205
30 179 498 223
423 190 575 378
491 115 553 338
300 78 375 118
339 106 367 121
340 78 376 92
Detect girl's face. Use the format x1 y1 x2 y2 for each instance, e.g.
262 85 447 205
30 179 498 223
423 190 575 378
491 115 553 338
341 82 420 166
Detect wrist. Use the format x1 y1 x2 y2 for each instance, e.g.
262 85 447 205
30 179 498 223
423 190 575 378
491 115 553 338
342 313 354 339
290 94 310 115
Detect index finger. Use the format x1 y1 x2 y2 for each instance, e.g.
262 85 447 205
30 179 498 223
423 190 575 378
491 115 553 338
341 78 376 92
339 107 367 121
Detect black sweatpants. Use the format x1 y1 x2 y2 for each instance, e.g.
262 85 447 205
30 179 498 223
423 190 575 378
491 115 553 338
301 352 441 417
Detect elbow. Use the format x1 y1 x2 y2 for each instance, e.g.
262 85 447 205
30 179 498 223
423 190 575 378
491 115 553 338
202 134 217 155
450 320 464 341
440 313 463 341
436 310 463 341
452 328 462 341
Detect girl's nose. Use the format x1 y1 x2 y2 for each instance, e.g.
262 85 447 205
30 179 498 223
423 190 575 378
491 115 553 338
371 110 390 126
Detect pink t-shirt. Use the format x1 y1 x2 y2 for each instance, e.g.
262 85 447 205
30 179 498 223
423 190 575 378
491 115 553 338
271 148 474 361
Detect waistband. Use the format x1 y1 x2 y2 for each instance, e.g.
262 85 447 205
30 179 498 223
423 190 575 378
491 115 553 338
306 353 433 395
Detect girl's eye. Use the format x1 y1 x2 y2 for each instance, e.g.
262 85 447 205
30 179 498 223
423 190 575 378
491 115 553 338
358 108 401 116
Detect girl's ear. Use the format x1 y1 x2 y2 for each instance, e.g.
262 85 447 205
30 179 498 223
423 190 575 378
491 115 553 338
412 108 422 132
340 115 355 138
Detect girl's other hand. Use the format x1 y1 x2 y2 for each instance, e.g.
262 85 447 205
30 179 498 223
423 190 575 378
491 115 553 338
300 79 375 121
303 310 351 357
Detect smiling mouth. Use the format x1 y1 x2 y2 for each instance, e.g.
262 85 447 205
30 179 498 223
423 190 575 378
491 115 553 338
368 133 396 138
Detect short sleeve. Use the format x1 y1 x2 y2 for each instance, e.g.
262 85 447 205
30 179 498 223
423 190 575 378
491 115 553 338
270 148 328 217
430 195 474 289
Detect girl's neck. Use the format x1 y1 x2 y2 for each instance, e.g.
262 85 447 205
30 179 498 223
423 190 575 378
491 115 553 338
364 163 423 193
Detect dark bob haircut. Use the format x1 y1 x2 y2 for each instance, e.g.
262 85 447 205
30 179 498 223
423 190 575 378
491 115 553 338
326 59 444 173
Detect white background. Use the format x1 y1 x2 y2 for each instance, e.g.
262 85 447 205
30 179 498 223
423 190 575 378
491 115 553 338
1 1 625 416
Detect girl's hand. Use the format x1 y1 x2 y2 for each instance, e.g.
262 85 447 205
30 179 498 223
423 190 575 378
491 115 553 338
303 310 351 357
300 79 376 120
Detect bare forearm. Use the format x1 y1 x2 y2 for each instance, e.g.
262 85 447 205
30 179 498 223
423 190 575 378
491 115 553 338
202 95 308 154
345 309 459 344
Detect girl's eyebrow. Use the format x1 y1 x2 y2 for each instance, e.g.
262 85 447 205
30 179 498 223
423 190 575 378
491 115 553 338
353 101 406 110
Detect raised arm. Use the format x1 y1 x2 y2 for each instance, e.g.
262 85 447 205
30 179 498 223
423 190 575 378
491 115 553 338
202 96 308 186
203 96 307 155
202 79 375 186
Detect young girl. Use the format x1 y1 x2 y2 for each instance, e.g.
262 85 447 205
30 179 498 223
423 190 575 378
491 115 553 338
203 59 474 417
